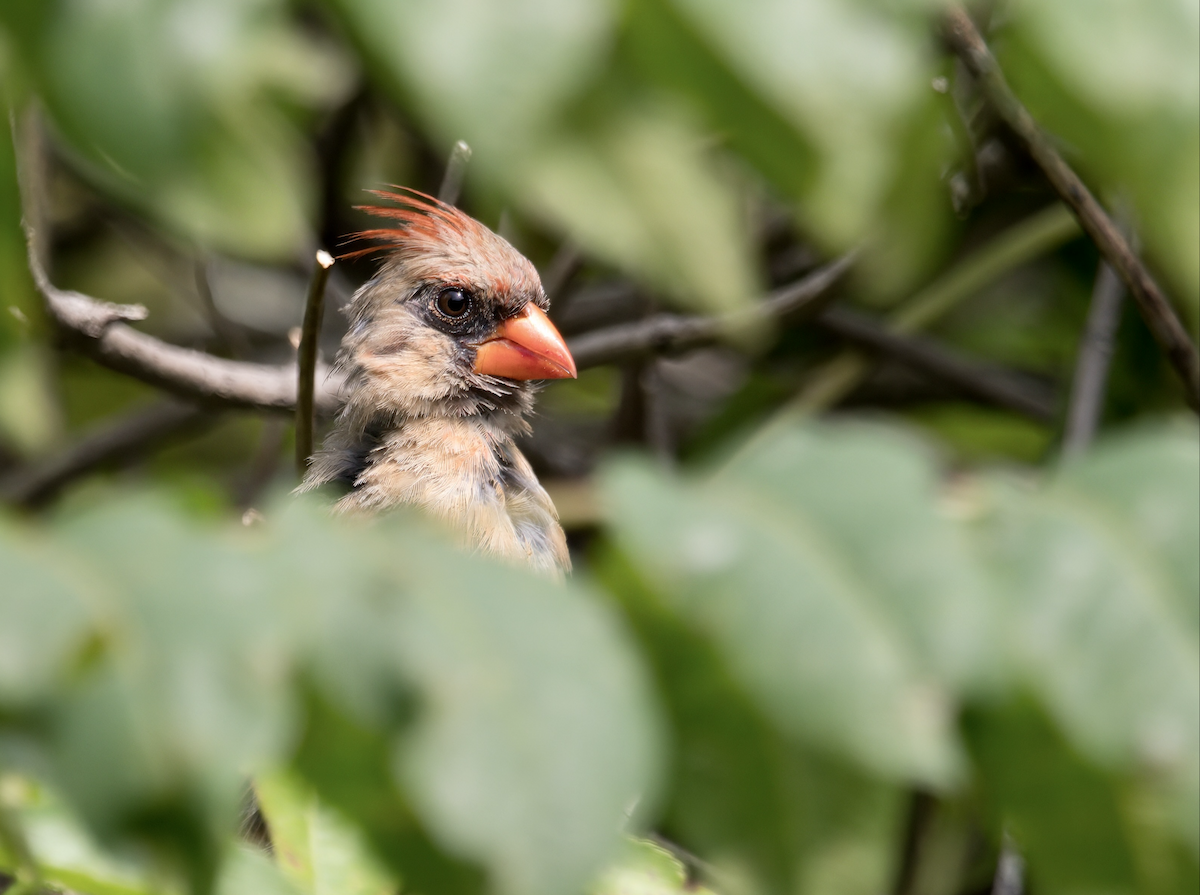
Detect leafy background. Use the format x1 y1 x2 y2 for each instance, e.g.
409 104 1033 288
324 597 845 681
0 1 1196 894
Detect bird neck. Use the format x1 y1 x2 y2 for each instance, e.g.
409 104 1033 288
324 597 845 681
302 406 569 575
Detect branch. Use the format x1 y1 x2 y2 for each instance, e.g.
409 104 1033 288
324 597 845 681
295 250 335 476
567 253 855 368
943 6 1200 410
438 140 472 205
1063 259 1125 455
816 307 1057 422
27 230 344 413
0 400 212 507
793 204 1080 414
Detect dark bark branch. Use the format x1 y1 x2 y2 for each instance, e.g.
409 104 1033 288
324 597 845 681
0 400 213 507
943 6 1200 410
567 253 855 369
816 307 1058 422
1063 260 1125 454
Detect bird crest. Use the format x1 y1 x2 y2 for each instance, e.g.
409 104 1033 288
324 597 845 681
339 186 484 263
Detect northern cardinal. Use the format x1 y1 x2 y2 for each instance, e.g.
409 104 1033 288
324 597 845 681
301 188 577 575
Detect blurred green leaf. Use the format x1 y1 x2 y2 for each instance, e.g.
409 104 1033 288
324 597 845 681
0 345 63 456
254 771 396 895
975 423 1200 847
217 845 304 895
595 545 904 895
328 0 613 160
0 518 92 707
1 491 661 895
723 422 1003 694
965 701 1142 895
601 424 965 787
390 539 663 895
671 0 941 249
521 108 759 317
0 0 344 259
3 776 163 895
590 837 716 895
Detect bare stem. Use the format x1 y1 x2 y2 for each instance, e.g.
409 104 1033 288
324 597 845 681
295 250 335 477
568 253 855 368
437 140 473 206
943 5 1200 410
1063 260 1125 455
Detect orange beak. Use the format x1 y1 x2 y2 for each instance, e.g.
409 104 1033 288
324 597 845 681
472 303 577 380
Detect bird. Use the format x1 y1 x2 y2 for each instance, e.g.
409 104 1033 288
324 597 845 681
300 187 577 576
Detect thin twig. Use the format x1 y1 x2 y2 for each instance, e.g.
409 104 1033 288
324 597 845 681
437 140 472 206
567 252 855 368
14 116 344 414
0 400 212 507
991 838 1024 895
943 6 1200 410
295 250 335 476
794 204 1079 413
816 307 1057 421
1063 260 1125 455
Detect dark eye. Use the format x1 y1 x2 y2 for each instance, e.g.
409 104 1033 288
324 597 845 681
435 288 470 318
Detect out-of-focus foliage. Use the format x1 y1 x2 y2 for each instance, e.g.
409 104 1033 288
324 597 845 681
0 495 659 895
0 423 1195 895
1 0 1198 894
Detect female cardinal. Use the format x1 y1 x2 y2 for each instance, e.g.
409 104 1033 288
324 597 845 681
301 188 577 575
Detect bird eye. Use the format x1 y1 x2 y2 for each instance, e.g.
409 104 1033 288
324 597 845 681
435 288 470 319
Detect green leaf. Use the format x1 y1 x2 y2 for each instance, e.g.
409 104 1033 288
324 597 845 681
253 771 396 895
0 0 339 259
328 0 612 159
723 422 1003 694
217 846 304 895
0 518 92 706
520 108 759 317
594 544 904 895
388 535 663 895
590 838 716 895
601 424 964 788
975 423 1200 848
965 702 1142 895
1056 421 1200 631
1 775 163 895
670 0 941 248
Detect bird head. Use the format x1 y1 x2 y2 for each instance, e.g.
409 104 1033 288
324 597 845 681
339 188 576 426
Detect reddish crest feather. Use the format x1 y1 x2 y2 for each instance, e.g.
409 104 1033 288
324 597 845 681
339 186 479 262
